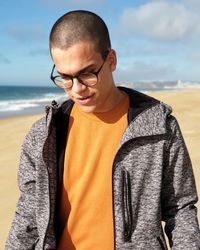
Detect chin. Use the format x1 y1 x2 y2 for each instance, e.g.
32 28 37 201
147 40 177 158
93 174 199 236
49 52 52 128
78 105 97 113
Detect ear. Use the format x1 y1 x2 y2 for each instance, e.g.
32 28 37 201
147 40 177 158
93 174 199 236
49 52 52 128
108 49 117 72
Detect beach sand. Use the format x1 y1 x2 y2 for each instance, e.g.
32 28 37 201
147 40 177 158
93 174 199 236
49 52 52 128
0 90 199 248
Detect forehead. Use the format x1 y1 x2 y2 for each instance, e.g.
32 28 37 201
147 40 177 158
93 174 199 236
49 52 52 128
51 41 102 74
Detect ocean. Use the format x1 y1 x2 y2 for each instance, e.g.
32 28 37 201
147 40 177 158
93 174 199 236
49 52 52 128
0 80 200 118
0 85 67 118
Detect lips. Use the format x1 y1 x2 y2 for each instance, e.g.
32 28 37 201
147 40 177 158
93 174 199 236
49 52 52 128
74 94 94 105
78 96 90 100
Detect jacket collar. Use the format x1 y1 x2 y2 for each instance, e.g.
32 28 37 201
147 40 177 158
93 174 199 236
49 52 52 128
47 86 172 139
117 87 172 145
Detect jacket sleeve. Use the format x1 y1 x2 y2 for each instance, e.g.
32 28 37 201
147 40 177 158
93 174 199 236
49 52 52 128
161 115 200 249
5 124 39 249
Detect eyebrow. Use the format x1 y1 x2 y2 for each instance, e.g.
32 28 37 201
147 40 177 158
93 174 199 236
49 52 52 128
57 63 97 77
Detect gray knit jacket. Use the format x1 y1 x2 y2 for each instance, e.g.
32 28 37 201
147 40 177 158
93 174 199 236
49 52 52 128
5 87 200 249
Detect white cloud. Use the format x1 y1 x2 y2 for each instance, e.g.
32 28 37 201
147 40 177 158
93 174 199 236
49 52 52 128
187 52 200 62
183 0 200 10
120 1 200 41
114 40 173 59
114 61 177 82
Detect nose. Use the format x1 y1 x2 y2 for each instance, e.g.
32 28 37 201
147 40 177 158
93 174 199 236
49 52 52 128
71 78 87 94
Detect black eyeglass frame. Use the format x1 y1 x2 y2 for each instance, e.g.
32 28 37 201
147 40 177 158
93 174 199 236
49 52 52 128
50 50 110 89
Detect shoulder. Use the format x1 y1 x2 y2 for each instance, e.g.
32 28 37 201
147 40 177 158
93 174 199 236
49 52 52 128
119 86 173 123
118 86 160 107
21 116 47 150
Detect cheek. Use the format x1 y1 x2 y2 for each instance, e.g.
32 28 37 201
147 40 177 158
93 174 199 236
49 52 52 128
64 89 68 95
64 89 72 98
95 82 108 101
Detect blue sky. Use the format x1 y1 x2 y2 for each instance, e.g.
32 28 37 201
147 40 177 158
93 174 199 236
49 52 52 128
1 0 200 86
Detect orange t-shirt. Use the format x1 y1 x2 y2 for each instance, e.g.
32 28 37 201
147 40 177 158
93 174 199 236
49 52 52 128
58 92 129 250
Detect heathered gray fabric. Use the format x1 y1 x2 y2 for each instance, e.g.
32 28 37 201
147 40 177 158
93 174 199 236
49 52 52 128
5 89 200 249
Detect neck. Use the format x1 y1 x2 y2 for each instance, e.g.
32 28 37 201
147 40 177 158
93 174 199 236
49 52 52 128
99 85 125 113
111 87 125 108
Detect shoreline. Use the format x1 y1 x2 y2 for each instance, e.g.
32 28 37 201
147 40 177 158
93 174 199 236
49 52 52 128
1 89 200 248
0 88 199 119
0 103 49 119
0 110 45 120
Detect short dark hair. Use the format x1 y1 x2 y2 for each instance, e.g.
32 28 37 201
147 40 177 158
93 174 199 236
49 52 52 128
49 10 111 58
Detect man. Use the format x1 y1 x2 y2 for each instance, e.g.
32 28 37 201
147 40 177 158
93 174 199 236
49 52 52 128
6 10 200 250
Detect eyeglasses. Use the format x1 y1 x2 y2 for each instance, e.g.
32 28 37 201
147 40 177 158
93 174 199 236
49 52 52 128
50 51 109 89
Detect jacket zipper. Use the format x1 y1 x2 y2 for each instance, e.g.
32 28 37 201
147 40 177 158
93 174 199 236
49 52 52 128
157 236 167 250
112 165 117 250
42 107 56 249
122 169 133 242
32 237 39 249
42 148 51 250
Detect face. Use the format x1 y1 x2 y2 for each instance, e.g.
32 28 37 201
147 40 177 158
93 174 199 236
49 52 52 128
51 41 118 113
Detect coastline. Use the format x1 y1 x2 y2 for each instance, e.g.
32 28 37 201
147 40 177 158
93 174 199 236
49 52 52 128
1 89 200 248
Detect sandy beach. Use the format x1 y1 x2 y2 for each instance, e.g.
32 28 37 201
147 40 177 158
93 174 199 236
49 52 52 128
0 90 199 248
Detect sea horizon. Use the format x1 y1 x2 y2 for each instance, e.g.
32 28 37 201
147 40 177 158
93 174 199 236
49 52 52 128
0 80 200 118
0 85 67 118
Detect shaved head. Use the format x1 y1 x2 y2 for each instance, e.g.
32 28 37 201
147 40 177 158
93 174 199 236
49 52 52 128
49 10 111 58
